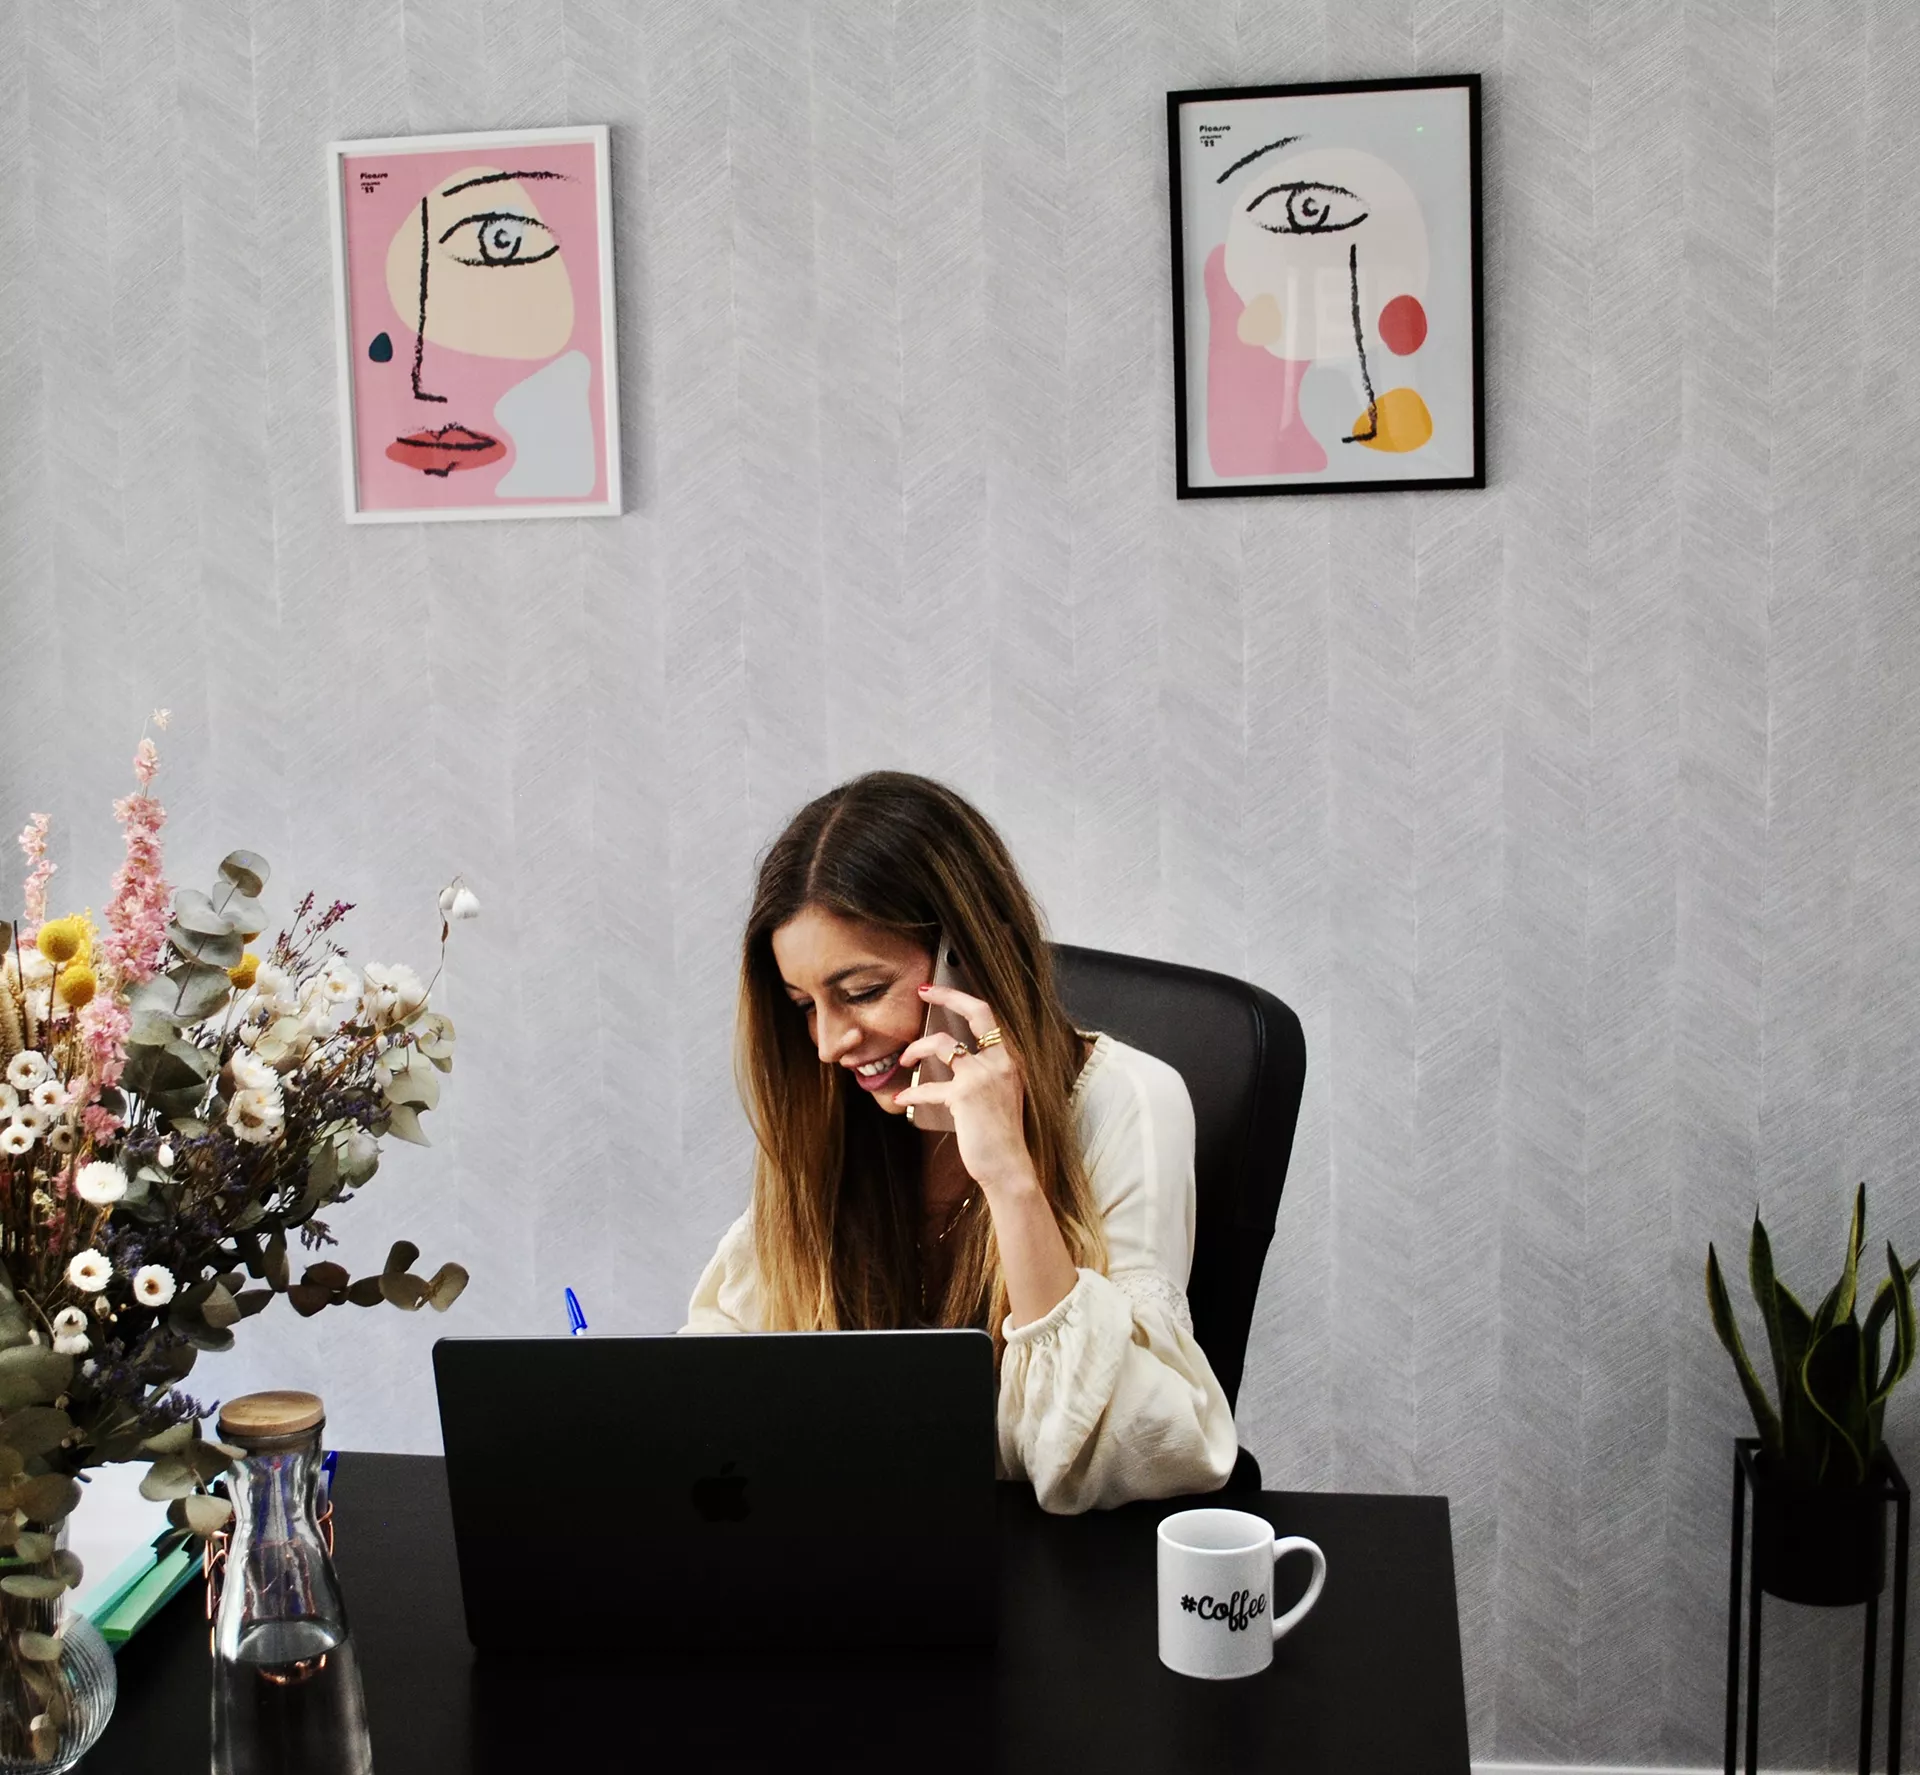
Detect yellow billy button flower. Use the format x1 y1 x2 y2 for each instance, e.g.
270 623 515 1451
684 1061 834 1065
228 952 261 991
35 917 86 966
56 964 96 1009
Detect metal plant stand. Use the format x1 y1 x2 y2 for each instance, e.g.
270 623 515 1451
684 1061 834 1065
1725 1438 1910 1775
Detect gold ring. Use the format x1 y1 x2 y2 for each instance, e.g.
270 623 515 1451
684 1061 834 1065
948 1039 973 1062
976 1028 1004 1050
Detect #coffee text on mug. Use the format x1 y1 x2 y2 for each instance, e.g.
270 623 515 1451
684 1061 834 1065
1180 1590 1270 1632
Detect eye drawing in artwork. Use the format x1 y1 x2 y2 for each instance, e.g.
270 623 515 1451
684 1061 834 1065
1204 135 1432 478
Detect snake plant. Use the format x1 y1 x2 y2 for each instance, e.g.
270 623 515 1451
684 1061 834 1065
1706 1185 1916 1487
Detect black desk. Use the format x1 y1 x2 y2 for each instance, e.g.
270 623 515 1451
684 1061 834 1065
89 1454 1469 1773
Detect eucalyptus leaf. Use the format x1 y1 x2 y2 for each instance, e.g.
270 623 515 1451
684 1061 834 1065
120 1044 206 1100
386 1062 440 1111
426 1263 470 1313
379 1272 427 1311
0 1350 72 1414
286 1286 333 1318
16 1475 80 1522
15 1632 61 1663
345 1277 385 1308
217 851 271 898
167 922 243 969
385 1103 429 1147
234 1289 274 1319
140 1422 193 1455
169 1117 208 1139
0 1410 71 1461
264 1233 290 1292
302 1262 350 1294
188 1442 231 1484
169 1492 232 1536
219 894 268 939
384 1242 420 1278
10 1533 52 1563
138 1457 200 1502
201 1286 241 1332
126 977 193 1026
0 1447 24 1481
51 1550 81 1588
180 1321 235 1354
171 889 236 938
0 1576 65 1601
164 964 234 1022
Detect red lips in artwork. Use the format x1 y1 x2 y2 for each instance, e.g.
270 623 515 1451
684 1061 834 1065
385 426 507 477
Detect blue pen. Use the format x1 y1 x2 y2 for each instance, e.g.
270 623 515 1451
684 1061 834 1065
564 1288 588 1336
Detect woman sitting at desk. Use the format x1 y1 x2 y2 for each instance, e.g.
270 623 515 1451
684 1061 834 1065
682 771 1237 1514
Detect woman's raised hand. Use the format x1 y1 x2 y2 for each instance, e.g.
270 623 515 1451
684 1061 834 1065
893 984 1036 1194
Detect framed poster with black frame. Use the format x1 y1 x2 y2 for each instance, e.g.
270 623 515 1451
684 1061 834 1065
1167 75 1484 499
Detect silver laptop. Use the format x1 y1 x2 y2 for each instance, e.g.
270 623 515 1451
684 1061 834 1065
433 1330 999 1651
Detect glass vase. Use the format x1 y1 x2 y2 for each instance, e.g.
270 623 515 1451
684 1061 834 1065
0 1528 117 1774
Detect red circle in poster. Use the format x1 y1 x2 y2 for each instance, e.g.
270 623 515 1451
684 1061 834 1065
1378 295 1428 356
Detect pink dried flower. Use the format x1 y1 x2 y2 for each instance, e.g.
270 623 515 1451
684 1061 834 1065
101 782 170 989
132 738 159 788
80 1102 122 1144
79 994 131 1094
16 814 54 937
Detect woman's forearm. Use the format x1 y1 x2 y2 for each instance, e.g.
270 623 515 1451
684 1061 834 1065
983 1165 1081 1328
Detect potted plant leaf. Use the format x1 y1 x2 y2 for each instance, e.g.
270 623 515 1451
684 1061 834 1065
1706 1184 1914 1605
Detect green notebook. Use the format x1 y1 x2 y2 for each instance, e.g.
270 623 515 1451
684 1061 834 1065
82 1542 198 1647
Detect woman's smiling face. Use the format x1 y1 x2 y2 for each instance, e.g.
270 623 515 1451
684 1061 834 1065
770 906 933 1115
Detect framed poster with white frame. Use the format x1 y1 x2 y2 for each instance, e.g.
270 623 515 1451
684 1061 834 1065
326 124 622 523
1167 76 1484 498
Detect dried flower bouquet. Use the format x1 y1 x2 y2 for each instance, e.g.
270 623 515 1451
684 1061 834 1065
0 715 473 1672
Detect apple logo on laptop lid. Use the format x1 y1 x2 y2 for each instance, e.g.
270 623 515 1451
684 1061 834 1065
690 1461 750 1523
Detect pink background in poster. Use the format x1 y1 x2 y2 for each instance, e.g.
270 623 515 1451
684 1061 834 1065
339 139 609 512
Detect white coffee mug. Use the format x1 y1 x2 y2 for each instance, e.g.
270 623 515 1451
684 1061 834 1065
1156 1507 1328 1680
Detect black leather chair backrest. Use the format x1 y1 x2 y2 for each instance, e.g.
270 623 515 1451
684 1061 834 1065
1051 944 1307 1411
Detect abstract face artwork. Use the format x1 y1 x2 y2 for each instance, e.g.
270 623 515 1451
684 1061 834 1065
1169 80 1482 497
329 128 621 521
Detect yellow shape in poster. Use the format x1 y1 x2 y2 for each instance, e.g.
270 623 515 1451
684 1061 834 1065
1352 387 1433 453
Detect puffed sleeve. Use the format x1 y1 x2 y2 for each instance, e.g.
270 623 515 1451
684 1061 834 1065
996 1041 1239 1513
680 1210 761 1333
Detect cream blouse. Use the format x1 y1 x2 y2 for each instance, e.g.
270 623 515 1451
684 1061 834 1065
680 1031 1240 1514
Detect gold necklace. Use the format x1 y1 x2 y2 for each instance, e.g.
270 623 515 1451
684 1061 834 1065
917 1189 976 1317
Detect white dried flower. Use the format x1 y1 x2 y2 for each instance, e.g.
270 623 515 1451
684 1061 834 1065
0 1125 34 1157
317 961 361 1006
28 1079 64 1111
132 1265 176 1308
74 1161 126 1207
51 1306 86 1338
52 1332 89 1356
250 962 300 1015
229 1051 279 1094
5 1052 49 1091
362 962 428 1028
157 1141 175 1169
226 1086 285 1145
46 1124 76 1156
12 952 52 989
0 1086 13 1116
10 1106 47 1137
66 1249 110 1293
438 880 481 923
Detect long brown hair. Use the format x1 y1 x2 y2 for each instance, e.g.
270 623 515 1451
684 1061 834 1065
737 772 1106 1344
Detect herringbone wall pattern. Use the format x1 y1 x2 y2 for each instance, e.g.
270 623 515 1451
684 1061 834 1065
3 1 1916 1765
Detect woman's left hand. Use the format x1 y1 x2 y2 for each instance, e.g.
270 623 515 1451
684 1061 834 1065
892 985 1036 1194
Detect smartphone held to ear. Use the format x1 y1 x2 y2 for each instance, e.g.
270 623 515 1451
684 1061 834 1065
904 935 971 1133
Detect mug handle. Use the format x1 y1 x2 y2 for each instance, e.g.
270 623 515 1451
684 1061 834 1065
1270 1535 1327 1642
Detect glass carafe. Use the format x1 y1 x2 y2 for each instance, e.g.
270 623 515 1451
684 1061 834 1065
210 1391 373 1775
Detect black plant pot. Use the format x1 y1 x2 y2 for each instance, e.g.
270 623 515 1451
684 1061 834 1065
1750 1454 1887 1607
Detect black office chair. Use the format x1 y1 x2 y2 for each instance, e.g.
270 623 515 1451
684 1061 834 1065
1051 943 1308 1491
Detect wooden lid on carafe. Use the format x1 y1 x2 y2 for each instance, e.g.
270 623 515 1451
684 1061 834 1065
219 1390 326 1447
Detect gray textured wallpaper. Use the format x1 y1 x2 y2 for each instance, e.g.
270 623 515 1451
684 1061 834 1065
3 0 1918 1767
